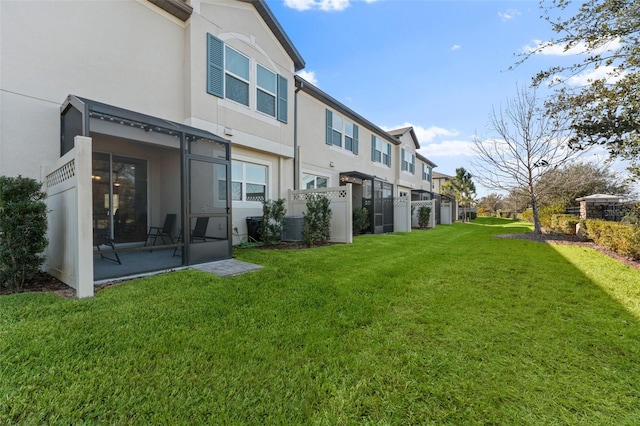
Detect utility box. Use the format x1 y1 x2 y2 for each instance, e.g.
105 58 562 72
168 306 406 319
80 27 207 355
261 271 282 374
246 216 263 242
282 216 305 242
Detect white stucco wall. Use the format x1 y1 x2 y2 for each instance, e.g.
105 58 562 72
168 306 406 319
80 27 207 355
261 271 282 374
0 0 186 178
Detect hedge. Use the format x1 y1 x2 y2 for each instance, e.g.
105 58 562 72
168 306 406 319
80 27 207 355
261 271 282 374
550 214 580 236
580 219 640 260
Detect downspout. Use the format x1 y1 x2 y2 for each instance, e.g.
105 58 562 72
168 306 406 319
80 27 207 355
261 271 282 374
294 80 303 190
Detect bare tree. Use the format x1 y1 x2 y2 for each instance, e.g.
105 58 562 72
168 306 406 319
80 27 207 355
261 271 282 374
472 86 582 233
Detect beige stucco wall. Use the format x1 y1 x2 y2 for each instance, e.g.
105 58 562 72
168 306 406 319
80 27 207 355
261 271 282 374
296 90 398 189
0 0 186 179
186 1 296 158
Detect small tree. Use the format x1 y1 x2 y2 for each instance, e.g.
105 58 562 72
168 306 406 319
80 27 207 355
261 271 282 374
442 167 476 222
303 194 332 247
472 86 582 233
261 198 286 245
0 176 48 290
418 206 431 230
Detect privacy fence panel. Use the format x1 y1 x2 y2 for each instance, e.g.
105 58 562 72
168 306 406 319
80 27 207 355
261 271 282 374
288 184 353 244
45 136 94 298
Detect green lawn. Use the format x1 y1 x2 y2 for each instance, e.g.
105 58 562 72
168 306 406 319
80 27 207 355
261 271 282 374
2 218 640 424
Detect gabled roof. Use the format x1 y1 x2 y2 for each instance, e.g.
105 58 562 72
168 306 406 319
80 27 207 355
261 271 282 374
388 126 420 150
389 126 437 167
433 171 453 180
295 75 399 146
239 0 306 71
146 0 305 71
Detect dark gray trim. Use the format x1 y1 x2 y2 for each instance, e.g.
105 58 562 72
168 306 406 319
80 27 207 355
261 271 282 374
147 0 193 21
61 95 230 144
295 76 399 146
239 0 306 71
417 153 437 168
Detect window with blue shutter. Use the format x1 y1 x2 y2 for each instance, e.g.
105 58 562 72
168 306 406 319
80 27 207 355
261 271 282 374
326 110 333 145
353 125 359 155
207 33 224 98
277 75 288 123
371 135 376 161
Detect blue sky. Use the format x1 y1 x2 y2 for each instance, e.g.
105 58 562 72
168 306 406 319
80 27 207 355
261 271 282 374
267 0 630 196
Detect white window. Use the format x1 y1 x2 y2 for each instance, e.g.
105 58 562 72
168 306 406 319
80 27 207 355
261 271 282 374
225 46 250 106
402 149 415 174
422 163 431 182
325 110 359 154
372 136 391 167
302 173 328 189
331 114 343 147
207 34 288 123
232 160 267 202
257 64 276 117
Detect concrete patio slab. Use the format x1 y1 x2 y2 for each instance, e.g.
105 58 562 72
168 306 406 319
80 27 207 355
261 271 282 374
191 258 263 277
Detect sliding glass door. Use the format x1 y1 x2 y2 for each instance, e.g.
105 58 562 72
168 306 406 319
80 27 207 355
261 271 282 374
92 153 148 244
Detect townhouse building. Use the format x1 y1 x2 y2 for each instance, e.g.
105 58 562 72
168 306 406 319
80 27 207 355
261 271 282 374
0 0 438 297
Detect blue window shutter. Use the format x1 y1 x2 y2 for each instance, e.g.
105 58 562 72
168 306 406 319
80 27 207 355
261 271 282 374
207 33 224 98
371 135 376 161
277 75 288 123
353 125 359 154
386 144 392 167
326 110 333 145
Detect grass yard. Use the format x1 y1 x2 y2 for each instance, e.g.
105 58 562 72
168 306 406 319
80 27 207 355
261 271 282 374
1 218 640 424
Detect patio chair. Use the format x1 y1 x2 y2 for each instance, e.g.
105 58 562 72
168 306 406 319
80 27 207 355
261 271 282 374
173 217 210 256
145 213 176 248
94 229 121 265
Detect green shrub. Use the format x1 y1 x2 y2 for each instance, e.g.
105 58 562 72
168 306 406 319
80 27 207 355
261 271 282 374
0 176 48 290
550 214 580 235
581 219 640 260
352 207 369 235
303 195 332 247
538 204 565 228
261 198 286 245
418 206 431 229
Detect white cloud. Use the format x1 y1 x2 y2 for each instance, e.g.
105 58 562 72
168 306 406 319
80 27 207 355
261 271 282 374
284 0 350 12
451 44 461 51
419 140 477 158
564 66 626 86
383 123 460 145
523 37 623 56
296 70 319 85
498 9 521 21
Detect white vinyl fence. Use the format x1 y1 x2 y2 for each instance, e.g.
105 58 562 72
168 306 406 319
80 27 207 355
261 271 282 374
411 200 436 229
44 136 94 298
394 196 411 232
288 184 353 244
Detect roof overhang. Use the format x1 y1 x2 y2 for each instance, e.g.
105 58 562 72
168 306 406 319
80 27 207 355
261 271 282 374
240 0 306 71
296 76 399 146
62 95 229 143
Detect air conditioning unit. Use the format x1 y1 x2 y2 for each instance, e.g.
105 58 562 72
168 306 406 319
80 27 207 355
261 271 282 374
282 216 305 242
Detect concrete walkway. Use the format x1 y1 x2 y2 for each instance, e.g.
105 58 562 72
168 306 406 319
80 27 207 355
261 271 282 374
191 258 263 277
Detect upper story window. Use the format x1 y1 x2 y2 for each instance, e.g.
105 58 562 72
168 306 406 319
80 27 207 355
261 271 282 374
302 173 328 189
422 163 432 182
401 149 415 174
325 110 359 154
207 34 288 123
371 135 391 167
232 160 267 202
257 64 276 116
225 46 250 106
